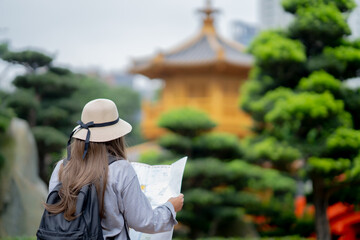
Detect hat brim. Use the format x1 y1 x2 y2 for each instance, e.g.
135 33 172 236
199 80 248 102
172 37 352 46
72 118 132 142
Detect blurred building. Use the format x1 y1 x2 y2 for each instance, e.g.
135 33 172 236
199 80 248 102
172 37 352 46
259 0 293 30
259 0 360 39
232 20 259 46
107 73 135 87
130 1 253 140
349 0 360 39
344 77 360 89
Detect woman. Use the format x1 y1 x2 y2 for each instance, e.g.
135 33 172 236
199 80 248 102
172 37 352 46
46 98 184 239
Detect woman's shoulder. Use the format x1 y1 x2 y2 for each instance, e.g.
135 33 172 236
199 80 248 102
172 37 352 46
109 159 133 169
52 159 64 175
108 159 137 184
48 159 64 192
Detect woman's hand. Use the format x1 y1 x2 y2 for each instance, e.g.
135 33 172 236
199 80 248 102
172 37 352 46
168 194 184 212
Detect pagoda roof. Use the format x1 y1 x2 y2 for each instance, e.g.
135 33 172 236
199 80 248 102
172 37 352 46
129 1 253 78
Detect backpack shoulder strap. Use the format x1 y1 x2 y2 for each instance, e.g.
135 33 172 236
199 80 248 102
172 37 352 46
123 216 130 240
108 155 124 166
108 155 117 165
45 183 62 205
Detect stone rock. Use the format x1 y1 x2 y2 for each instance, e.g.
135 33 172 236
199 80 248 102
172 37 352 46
0 118 48 237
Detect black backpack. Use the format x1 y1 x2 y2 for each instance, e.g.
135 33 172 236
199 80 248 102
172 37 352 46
37 157 119 240
37 183 103 240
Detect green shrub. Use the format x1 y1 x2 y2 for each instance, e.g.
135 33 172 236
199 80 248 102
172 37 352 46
282 0 356 13
265 92 352 145
243 137 301 167
193 132 242 159
184 188 222 206
308 157 351 176
183 159 296 193
289 4 351 52
325 127 360 159
307 46 360 79
297 70 342 97
158 133 192 155
247 87 293 123
183 158 232 189
158 108 216 137
138 149 176 165
248 31 306 86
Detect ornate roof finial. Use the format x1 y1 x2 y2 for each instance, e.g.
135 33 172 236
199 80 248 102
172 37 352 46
198 0 219 34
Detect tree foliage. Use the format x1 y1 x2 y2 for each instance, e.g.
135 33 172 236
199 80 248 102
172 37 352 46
282 0 356 13
2 50 52 71
158 133 192 156
158 108 216 137
193 133 242 159
289 4 351 52
241 0 360 238
0 48 79 181
297 70 342 96
266 92 352 144
1 45 142 182
153 109 308 237
308 46 360 79
248 32 306 88
242 137 301 171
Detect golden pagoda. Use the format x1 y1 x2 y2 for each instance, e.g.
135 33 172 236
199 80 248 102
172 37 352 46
130 0 253 139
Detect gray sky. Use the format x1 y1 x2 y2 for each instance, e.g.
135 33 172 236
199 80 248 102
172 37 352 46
0 0 258 72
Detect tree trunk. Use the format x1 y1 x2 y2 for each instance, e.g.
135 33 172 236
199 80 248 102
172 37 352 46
38 147 47 183
28 108 37 127
312 176 331 240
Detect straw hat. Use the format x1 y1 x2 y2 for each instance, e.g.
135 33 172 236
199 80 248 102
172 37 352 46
72 98 132 142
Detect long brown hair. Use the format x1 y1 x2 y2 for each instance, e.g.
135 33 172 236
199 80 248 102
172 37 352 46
45 137 127 221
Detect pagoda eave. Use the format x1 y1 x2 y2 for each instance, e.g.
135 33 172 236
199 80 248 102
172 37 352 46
129 61 252 79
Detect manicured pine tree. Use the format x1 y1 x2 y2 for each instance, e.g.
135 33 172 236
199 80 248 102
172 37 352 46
154 108 300 238
1 45 142 182
241 0 360 239
1 47 79 182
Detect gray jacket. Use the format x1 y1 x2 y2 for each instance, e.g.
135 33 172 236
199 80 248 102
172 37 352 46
49 159 177 239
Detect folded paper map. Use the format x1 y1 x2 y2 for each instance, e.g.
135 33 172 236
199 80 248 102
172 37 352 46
130 157 187 240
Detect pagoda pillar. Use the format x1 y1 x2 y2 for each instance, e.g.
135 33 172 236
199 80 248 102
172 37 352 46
210 74 223 125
